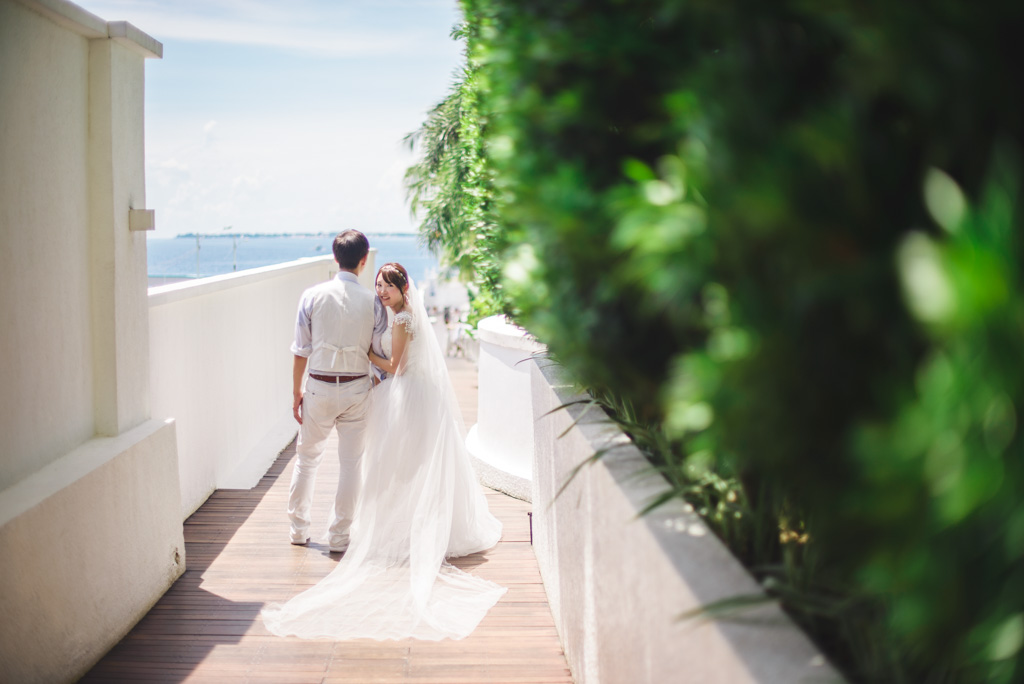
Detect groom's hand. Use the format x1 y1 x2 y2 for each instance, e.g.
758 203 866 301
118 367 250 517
293 392 303 424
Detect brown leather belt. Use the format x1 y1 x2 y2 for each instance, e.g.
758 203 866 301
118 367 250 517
308 373 367 384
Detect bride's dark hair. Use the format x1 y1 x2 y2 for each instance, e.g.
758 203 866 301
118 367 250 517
378 262 409 291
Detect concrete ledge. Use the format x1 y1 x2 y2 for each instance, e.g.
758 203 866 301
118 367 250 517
530 360 841 684
14 0 163 57
476 314 546 353
0 419 185 683
108 21 162 59
148 254 336 305
13 0 106 38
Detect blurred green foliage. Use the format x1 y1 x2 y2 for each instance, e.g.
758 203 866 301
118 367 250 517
413 0 1024 680
404 25 510 319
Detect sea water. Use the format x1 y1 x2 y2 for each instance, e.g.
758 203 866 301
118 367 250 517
148 234 439 287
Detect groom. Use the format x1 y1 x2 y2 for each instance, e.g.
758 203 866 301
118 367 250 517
287 229 387 553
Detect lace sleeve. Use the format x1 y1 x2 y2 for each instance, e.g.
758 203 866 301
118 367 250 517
395 311 415 337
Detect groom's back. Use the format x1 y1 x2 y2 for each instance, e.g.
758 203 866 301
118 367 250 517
306 278 375 375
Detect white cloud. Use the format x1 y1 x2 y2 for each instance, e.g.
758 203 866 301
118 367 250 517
72 0 462 237
144 118 422 236
156 157 188 171
77 0 457 57
231 175 261 190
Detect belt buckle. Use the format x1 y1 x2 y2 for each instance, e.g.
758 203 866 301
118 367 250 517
322 374 356 383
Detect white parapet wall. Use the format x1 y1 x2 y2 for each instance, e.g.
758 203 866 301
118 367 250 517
0 1 182 681
531 360 841 684
0 419 184 684
148 253 366 517
466 315 545 501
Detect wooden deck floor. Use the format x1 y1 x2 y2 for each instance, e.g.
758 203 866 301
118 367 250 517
83 358 571 683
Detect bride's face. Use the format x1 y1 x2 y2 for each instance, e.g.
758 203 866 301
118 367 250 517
376 274 404 309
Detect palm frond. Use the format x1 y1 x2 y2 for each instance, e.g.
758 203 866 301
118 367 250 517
538 398 597 419
678 593 775 623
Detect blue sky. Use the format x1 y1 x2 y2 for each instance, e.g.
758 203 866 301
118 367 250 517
75 0 464 237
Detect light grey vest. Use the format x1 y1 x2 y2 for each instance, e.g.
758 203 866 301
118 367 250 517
307 277 375 374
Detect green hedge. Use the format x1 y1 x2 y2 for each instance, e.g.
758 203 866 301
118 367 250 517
404 25 509 323
419 1 1024 680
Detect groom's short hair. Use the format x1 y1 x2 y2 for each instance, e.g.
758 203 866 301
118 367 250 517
333 230 369 269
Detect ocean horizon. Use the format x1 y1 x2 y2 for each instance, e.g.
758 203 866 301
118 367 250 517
148 233 439 287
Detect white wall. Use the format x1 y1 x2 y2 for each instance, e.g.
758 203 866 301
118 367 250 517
0 1 181 681
149 250 374 517
0 419 183 684
466 315 544 501
531 360 840 684
88 26 154 438
149 256 336 515
0 0 96 490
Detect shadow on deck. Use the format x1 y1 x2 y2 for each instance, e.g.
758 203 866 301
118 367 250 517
82 359 571 683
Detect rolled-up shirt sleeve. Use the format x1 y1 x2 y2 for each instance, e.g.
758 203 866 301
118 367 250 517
290 291 314 357
370 296 388 380
371 297 387 356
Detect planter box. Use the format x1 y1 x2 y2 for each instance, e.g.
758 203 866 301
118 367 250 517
530 360 841 684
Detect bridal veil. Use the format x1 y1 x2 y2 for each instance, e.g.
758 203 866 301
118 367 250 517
262 279 504 640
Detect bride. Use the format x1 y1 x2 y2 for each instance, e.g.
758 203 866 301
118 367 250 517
262 262 505 640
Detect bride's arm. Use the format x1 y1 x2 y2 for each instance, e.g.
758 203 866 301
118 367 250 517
368 324 410 376
390 323 410 375
368 350 396 375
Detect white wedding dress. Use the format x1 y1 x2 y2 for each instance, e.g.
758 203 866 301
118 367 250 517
262 281 505 640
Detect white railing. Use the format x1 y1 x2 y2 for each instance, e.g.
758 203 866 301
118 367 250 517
149 255 345 517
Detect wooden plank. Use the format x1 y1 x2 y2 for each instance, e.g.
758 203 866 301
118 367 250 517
82 358 572 684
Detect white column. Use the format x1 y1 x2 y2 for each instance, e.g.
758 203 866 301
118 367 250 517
88 35 153 436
